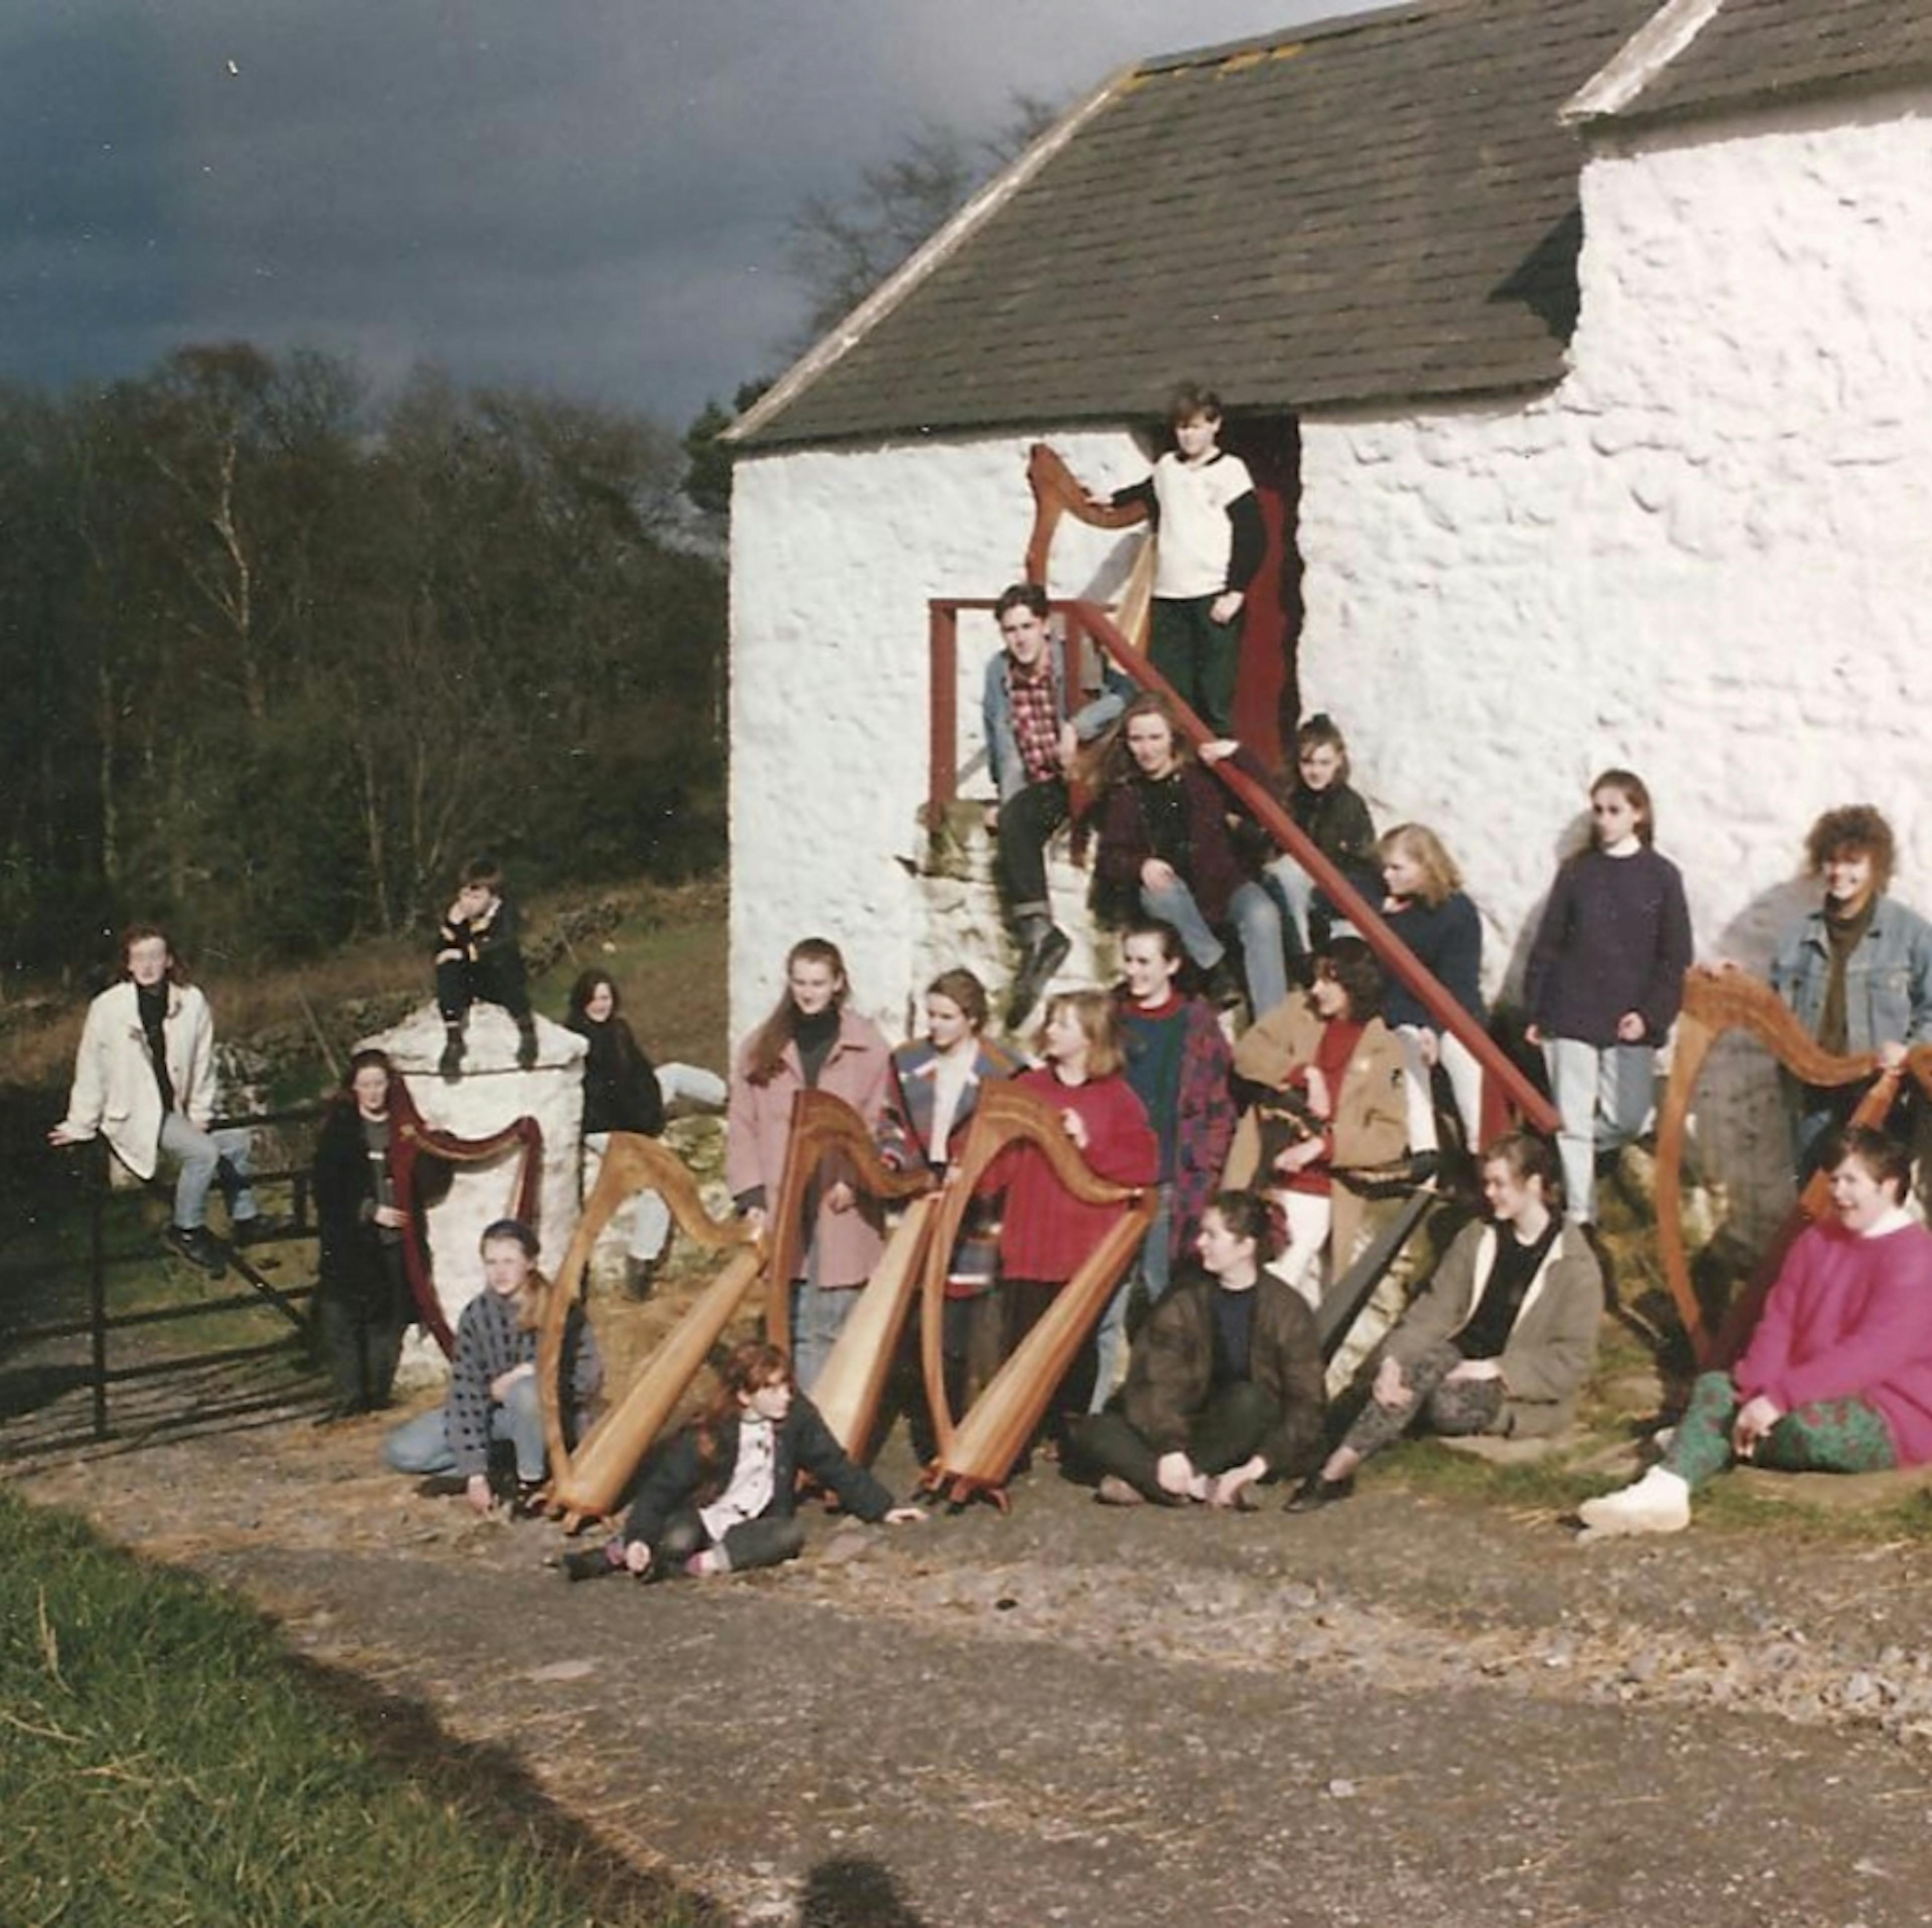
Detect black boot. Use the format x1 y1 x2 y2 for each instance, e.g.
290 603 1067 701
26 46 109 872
1007 924 1071 1029
515 1012 538 1071
439 1020 465 1083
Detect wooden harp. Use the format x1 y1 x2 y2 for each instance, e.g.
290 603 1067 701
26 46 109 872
810 1192 942 1461
917 1084 1155 1507
760 1088 934 1359
537 1131 761 1530
1653 968 1895 1366
1024 442 1156 652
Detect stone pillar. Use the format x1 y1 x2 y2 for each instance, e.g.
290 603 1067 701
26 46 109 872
358 1001 586 1378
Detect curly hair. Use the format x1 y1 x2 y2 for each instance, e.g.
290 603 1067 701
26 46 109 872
1803 805 1895 894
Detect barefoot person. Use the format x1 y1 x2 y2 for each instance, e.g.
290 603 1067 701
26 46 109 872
1285 1133 1602 1511
1581 1127 1932 1537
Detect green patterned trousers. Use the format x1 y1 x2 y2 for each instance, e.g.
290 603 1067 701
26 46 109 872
1663 1369 1896 1490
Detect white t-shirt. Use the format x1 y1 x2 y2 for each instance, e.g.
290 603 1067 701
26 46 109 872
1152 449 1256 599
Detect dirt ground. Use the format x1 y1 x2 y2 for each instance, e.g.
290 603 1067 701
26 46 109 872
10 1321 1932 1928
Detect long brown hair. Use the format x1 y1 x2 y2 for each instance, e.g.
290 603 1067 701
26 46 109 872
1084 689 1194 791
743 937 849 1087
479 1218 550 1332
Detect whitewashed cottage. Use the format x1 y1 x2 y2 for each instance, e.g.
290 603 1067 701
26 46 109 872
725 0 1932 1225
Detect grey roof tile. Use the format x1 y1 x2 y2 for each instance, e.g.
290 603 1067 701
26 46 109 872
1599 0 1932 123
740 0 1660 447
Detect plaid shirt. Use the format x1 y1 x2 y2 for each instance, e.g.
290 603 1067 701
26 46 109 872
1006 659 1062 787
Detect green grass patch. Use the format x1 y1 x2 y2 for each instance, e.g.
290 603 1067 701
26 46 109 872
0 1489 703 1926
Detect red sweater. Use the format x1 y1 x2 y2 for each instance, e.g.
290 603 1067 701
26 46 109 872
984 1067 1158 1284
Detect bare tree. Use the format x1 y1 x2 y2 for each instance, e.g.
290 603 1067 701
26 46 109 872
783 93 1061 348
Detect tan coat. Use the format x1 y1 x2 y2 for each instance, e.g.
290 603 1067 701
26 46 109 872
1384 1219 1604 1436
1223 994 1408 1280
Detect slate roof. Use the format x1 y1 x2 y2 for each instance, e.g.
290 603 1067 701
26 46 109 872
1579 0 1932 125
734 0 1661 449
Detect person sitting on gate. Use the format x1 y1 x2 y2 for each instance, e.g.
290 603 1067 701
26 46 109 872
982 581 1128 1028
1221 938 1408 1310
383 1218 602 1515
562 1340 924 1582
1086 689 1288 1019
1580 1126 1932 1538
1072 1190 1323 1511
49 921 283 1277
1285 1131 1603 1512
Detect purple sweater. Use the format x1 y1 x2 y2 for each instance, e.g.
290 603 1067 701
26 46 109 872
1523 846 1692 1047
1736 1216 1932 1465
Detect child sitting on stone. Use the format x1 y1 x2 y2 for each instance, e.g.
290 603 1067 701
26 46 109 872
434 854 534 1080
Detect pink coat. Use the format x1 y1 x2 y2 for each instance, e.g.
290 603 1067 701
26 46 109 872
727 1009 891 1289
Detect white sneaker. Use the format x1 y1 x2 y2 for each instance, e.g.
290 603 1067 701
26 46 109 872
1578 1466 1692 1537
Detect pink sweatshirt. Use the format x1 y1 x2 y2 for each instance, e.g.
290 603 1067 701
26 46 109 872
1736 1215 1932 1464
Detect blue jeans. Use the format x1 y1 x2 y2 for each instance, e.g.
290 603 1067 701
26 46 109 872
1140 875 1287 1017
789 1279 858 1395
1541 1036 1654 1224
157 1111 260 1232
1091 1181 1173 1412
383 1374 547 1483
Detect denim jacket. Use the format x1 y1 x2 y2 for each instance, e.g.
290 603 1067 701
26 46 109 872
982 648 1126 804
1769 896 1932 1054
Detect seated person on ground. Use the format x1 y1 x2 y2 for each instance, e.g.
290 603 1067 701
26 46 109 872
1072 1190 1323 1510
1581 1126 1932 1538
384 1218 602 1514
564 1340 923 1581
1286 1132 1603 1512
1222 938 1408 1309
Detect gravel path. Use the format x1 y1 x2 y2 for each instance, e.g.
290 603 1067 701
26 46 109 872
14 1374 1932 1928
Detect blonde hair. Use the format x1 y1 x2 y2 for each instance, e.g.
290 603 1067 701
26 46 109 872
1037 989 1125 1079
1377 823 1462 908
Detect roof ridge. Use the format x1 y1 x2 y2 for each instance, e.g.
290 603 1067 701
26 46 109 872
1562 0 1730 121
1136 0 1426 77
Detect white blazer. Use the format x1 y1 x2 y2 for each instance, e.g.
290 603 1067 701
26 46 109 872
58 981 217 1179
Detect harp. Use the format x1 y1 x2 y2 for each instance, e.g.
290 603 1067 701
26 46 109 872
761 1088 935 1365
1653 968 1906 1366
537 1131 761 1530
917 1084 1155 1508
1023 442 1155 651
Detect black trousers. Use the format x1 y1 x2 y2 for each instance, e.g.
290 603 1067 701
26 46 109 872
316 1245 411 1411
1072 1381 1281 1501
996 780 1070 925
652 1507 808 1575
436 952 531 1024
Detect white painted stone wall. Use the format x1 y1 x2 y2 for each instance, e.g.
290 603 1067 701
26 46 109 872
359 1002 585 1379
730 430 1150 1047
1298 87 1932 1231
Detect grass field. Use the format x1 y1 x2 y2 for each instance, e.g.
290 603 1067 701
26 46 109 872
1 1486 705 1927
